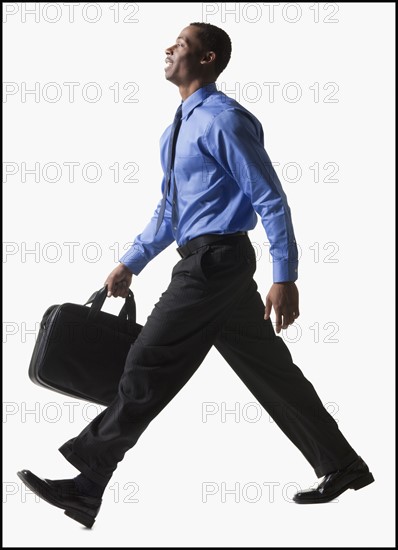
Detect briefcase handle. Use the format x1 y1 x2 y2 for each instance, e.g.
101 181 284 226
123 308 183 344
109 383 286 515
84 285 136 323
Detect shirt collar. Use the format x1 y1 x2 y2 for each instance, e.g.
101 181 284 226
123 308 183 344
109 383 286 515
180 82 218 120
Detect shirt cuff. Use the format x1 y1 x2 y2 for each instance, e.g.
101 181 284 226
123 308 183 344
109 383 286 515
273 260 298 283
118 245 149 276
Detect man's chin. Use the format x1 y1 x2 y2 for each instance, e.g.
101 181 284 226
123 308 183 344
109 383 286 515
165 73 178 85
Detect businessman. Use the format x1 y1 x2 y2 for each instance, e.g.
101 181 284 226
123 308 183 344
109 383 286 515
18 23 374 528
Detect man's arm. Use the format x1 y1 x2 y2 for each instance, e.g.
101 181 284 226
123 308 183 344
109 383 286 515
105 174 175 297
204 108 299 331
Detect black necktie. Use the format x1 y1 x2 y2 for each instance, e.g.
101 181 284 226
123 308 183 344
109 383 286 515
155 104 183 235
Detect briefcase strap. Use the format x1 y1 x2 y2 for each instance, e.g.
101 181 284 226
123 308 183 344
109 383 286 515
84 286 136 322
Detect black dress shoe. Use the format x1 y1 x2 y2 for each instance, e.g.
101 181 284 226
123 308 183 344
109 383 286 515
293 456 375 504
17 469 102 528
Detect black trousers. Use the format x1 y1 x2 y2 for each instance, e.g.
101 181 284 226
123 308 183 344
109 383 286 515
59 234 358 487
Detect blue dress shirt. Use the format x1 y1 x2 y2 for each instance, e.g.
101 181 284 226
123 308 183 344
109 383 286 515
119 82 298 282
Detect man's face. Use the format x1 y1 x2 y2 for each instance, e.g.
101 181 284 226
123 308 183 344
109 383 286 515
164 26 206 85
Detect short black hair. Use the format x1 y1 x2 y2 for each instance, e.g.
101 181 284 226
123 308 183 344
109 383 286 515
189 22 232 77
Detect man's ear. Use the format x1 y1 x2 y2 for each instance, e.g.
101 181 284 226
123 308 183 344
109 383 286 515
200 51 216 66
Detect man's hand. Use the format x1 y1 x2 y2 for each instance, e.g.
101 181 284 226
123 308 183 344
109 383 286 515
264 282 299 334
104 262 133 298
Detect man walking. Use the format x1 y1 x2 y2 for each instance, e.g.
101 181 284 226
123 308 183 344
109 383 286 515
18 22 374 528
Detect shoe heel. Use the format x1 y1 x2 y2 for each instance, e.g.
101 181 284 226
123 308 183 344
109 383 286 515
350 472 375 491
64 508 95 528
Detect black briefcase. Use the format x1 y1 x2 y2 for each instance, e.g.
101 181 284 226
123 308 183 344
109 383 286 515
28 286 143 406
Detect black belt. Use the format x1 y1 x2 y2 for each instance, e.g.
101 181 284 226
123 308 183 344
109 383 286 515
176 231 248 259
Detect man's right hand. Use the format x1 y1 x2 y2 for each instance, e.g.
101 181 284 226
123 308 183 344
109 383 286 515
104 262 133 298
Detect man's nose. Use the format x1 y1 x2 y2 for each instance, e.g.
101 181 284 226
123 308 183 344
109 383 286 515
165 44 175 55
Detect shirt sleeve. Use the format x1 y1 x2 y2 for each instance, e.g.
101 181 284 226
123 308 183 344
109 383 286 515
118 174 176 275
204 108 299 283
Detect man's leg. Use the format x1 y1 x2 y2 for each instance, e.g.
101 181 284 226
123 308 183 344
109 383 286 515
59 235 255 488
213 275 359 479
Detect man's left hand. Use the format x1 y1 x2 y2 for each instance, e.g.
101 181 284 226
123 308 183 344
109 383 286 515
264 282 300 334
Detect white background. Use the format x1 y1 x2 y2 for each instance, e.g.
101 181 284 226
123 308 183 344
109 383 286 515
3 2 395 547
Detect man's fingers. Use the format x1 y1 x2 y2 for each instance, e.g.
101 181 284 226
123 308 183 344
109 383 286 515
281 307 301 329
112 280 131 298
281 309 298 329
264 296 272 319
264 282 300 332
104 263 133 298
105 276 119 297
113 281 124 298
104 279 113 297
274 308 282 333
282 315 292 329
117 281 129 298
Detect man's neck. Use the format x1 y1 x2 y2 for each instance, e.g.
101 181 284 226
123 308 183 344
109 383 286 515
178 80 216 101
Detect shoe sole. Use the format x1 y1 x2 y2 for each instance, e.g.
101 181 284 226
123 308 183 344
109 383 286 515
17 470 96 528
293 472 375 504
